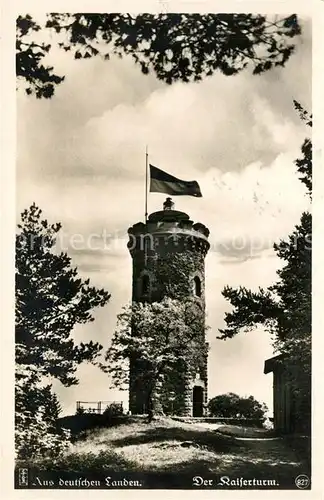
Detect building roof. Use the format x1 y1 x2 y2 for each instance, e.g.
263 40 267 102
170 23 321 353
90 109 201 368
148 209 190 223
264 354 284 374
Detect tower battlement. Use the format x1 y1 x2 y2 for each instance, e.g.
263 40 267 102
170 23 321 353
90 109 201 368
127 200 210 257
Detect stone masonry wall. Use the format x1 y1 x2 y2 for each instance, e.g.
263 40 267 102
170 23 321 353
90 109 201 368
128 219 209 416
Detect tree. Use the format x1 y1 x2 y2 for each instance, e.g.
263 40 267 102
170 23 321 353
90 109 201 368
217 102 312 428
15 358 70 461
208 393 268 421
15 203 111 459
218 102 311 344
16 203 110 385
101 297 208 420
293 100 312 195
16 13 301 98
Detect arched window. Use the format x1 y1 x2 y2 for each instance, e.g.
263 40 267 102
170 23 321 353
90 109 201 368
142 274 150 295
193 276 202 297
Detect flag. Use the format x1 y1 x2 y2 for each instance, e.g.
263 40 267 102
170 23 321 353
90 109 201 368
149 165 202 197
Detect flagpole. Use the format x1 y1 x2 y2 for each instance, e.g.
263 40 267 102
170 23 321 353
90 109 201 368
145 145 148 223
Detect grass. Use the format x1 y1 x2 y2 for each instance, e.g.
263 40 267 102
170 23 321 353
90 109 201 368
68 417 241 471
21 417 310 488
33 418 307 478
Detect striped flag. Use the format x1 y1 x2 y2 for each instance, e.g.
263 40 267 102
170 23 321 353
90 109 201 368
149 165 202 197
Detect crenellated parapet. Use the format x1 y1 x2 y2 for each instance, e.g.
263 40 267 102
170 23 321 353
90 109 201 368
127 209 210 258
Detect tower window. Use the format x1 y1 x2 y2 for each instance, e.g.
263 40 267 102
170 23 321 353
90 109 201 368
193 276 202 297
142 275 150 295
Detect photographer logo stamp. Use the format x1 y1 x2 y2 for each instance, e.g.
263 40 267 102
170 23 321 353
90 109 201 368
18 468 28 487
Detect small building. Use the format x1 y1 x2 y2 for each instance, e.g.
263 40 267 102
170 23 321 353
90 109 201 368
264 354 310 435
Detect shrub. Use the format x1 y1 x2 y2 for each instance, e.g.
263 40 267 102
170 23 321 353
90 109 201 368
208 393 268 422
16 414 71 463
75 406 86 415
103 402 124 419
15 360 71 461
27 448 136 473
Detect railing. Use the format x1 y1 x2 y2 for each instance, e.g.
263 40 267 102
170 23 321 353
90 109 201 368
76 400 123 415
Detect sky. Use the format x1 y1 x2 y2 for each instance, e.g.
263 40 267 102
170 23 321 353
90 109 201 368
16 15 311 416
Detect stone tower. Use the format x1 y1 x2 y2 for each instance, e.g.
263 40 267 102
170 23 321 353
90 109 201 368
127 197 210 416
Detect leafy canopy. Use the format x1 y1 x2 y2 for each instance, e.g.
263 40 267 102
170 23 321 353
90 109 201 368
15 204 111 459
101 297 208 414
16 203 111 386
218 102 312 425
17 13 301 98
15 359 71 461
218 101 311 347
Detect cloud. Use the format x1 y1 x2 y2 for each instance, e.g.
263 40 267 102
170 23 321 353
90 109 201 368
17 21 311 414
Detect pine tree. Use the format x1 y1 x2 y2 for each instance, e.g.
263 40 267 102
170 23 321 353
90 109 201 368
218 102 312 430
15 204 111 459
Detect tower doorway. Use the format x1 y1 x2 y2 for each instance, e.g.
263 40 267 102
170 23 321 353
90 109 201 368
192 386 204 417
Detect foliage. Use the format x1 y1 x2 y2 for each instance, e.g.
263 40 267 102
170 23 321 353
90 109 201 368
208 393 268 421
154 250 204 300
15 353 71 460
293 101 312 195
100 297 208 416
15 204 111 459
16 15 65 98
16 203 110 386
218 104 311 340
219 211 311 342
218 102 312 426
218 102 311 344
16 13 302 97
103 402 124 418
18 417 309 481
75 406 86 415
17 448 134 472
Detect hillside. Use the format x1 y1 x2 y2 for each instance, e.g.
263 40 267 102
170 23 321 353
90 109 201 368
25 417 310 489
